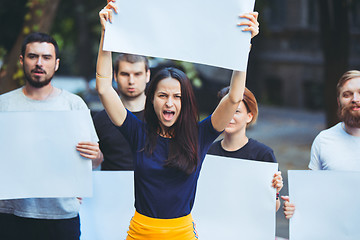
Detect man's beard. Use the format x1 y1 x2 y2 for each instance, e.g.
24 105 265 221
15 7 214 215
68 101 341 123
24 66 53 88
338 103 360 128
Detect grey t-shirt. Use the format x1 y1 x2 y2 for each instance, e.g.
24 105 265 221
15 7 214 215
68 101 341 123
0 87 98 219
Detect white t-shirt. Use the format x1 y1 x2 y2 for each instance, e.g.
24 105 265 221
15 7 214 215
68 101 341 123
0 87 98 219
309 123 360 171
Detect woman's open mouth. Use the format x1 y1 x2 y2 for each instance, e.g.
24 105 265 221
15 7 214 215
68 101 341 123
163 110 175 121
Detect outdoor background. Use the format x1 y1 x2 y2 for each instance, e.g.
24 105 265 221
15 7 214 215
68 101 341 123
1 0 360 238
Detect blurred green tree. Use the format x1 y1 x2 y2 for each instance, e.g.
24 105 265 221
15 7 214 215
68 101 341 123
51 0 104 80
0 0 61 94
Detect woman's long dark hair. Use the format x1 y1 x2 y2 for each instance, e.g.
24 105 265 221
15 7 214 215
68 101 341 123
144 67 199 174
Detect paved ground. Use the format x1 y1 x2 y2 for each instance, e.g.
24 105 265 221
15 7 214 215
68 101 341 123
246 105 326 239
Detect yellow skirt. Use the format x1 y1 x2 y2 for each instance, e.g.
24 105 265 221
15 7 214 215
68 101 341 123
126 211 199 240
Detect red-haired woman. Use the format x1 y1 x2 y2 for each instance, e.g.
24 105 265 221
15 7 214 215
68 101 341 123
96 1 259 239
207 87 283 211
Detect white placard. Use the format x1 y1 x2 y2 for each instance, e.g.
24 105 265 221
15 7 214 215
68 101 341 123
193 154 278 239
289 170 360 240
0 110 94 199
104 0 255 71
80 171 135 240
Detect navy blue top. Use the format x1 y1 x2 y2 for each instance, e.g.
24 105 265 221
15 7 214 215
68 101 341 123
207 138 277 163
118 110 221 219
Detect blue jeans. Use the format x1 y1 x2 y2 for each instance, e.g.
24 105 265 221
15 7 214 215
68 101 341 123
0 213 80 240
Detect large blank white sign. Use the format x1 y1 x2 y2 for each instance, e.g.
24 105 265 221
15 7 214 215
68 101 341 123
79 155 278 239
289 170 360 240
104 0 255 71
0 110 94 199
193 154 278 239
80 171 135 240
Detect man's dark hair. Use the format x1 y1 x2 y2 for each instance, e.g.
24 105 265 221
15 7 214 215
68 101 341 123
21 32 59 59
114 53 149 75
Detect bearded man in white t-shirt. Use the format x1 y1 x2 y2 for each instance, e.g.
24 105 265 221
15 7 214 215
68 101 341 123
309 70 360 170
282 70 360 219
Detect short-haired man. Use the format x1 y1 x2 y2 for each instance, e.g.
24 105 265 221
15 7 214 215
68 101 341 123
309 70 360 170
0 32 100 239
282 70 360 219
93 53 150 170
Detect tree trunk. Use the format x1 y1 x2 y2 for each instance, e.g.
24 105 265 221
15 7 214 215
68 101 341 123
75 0 93 80
0 0 61 95
318 0 350 127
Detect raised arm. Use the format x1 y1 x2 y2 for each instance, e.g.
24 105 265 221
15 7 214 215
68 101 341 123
96 1 127 127
211 71 246 132
211 12 259 132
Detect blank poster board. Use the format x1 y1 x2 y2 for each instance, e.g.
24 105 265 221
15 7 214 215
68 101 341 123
193 154 278 239
0 110 94 199
80 171 135 240
289 170 360 240
104 0 255 71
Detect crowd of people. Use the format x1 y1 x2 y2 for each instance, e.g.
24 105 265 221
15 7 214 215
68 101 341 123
0 0 359 239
